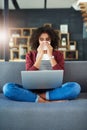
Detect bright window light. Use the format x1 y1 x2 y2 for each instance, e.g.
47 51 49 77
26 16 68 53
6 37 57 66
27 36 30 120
0 30 7 43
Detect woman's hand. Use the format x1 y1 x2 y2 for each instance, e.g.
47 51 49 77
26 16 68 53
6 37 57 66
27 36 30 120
46 42 57 67
34 44 44 69
37 43 44 59
46 42 53 57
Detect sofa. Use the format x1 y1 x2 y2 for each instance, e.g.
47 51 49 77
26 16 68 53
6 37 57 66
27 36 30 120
0 61 87 130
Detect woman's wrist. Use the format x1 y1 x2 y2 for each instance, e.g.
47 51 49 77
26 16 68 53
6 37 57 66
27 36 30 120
49 55 54 59
34 55 42 69
49 56 57 66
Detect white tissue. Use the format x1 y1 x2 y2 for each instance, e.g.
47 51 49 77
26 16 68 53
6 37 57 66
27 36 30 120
43 41 50 50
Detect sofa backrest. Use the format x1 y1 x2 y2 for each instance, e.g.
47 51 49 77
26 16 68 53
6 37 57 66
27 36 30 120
64 61 87 92
0 61 87 93
0 62 25 93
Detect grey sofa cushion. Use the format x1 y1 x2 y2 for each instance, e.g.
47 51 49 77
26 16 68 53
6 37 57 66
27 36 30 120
0 93 87 130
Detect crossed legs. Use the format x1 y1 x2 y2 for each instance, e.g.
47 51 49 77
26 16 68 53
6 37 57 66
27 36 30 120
3 82 81 103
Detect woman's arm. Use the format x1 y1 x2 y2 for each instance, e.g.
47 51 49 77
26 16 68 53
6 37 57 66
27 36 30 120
26 51 39 71
33 44 44 69
46 43 64 70
26 44 44 70
52 51 64 70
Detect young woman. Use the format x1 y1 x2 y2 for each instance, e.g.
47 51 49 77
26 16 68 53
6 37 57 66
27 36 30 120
3 26 81 103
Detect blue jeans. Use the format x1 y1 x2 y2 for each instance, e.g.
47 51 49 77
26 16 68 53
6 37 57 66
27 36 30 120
3 82 81 102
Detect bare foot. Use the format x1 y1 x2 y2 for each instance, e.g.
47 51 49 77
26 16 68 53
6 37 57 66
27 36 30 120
39 93 46 100
38 96 68 103
38 96 49 103
38 93 68 103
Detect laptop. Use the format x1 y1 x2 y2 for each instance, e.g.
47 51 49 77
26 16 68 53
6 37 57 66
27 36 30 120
21 70 64 89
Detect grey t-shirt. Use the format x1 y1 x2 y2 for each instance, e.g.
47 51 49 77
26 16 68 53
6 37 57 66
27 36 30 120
39 60 52 70
39 54 52 70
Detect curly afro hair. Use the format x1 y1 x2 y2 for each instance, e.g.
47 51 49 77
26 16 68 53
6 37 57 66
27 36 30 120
29 26 60 50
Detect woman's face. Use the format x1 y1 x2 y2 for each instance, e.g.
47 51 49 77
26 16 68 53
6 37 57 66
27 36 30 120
39 33 51 45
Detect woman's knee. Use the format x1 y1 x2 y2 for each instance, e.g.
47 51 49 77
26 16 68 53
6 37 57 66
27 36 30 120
62 82 81 99
73 82 81 95
67 82 81 98
3 83 15 97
